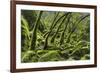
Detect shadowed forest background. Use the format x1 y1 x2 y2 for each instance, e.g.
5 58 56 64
21 10 90 63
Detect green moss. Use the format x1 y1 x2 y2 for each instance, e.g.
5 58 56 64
21 10 90 63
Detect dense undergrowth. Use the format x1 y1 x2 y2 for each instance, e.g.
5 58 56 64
21 10 90 63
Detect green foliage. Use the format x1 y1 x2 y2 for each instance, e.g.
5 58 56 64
21 10 90 63
38 50 63 62
21 15 31 51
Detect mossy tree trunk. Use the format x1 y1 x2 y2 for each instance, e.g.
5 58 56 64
66 14 89 43
31 11 43 50
43 13 68 50
60 13 71 45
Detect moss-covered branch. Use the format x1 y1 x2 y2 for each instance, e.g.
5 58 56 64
31 11 43 50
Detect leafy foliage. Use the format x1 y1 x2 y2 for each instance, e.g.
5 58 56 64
21 10 90 63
